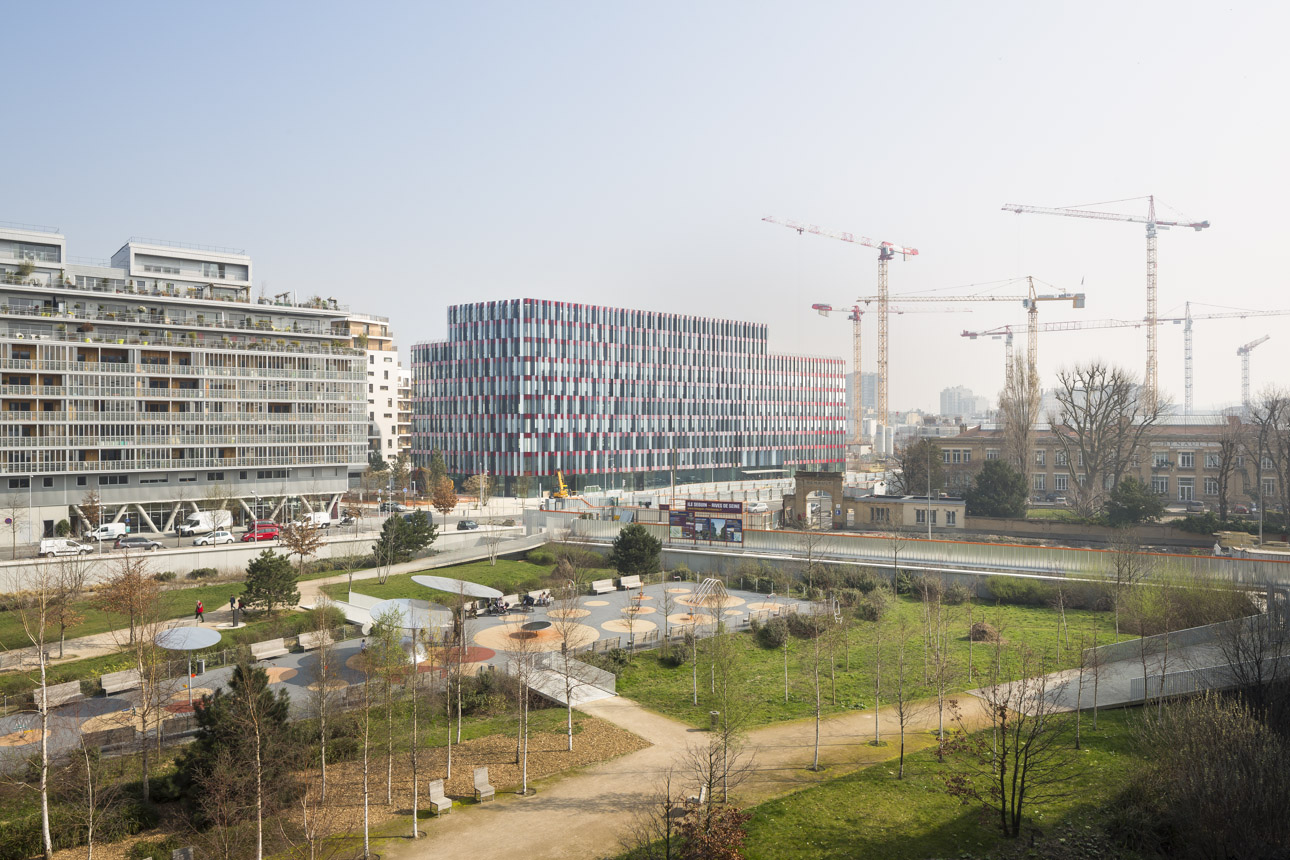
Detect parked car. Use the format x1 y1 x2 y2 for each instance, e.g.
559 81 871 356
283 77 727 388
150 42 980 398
1232 504 1251 515
193 530 234 546
336 514 357 526
242 526 280 542
1185 500 1206 513
456 519 479 530
114 535 161 551
245 520 278 532
380 501 410 513
1053 495 1068 506
746 502 769 512
84 522 129 542
40 538 92 558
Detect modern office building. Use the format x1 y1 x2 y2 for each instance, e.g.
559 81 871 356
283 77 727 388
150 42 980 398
0 223 368 540
340 313 404 466
412 299 846 495
939 385 990 419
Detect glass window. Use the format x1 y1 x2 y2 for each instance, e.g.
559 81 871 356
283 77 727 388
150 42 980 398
1033 474 1045 491
1178 452 1194 469
1153 476 1168 495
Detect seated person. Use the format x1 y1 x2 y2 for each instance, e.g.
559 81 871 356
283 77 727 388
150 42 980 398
522 594 535 607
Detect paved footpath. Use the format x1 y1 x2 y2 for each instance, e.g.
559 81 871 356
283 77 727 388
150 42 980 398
382 694 993 860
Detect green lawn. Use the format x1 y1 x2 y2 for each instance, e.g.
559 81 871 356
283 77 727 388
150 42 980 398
613 596 1124 728
1025 507 1083 521
320 558 617 604
0 584 214 652
743 709 1141 860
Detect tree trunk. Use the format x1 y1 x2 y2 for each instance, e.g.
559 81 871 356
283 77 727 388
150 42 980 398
38 664 52 859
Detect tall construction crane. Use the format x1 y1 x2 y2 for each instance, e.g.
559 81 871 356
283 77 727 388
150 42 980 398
763 217 918 433
963 304 1290 407
855 276 1085 402
1238 335 1270 414
1002 195 1210 411
810 303 971 446
963 318 1138 389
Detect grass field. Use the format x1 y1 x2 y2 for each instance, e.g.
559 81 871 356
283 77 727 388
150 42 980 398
613 595 1124 728
1025 507 1083 521
742 708 1141 859
319 558 617 603
0 584 216 652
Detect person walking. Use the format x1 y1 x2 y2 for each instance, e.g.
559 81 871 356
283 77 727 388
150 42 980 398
195 600 204 622
229 595 236 612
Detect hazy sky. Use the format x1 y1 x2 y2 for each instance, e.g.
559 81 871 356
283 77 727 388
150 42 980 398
7 2 1287 413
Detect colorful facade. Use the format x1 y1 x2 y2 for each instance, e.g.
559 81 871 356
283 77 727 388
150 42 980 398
412 299 845 493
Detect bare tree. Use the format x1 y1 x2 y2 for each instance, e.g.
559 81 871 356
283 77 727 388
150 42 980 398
552 567 588 750
1214 587 1289 721
368 606 406 806
79 489 103 537
1248 388 1290 528
103 553 172 803
684 730 754 816
10 564 59 858
805 598 833 771
503 617 542 795
999 352 1040 491
1109 528 1152 638
1047 362 1168 517
890 614 925 778
944 645 1076 838
1215 418 1248 520
464 473 493 512
928 580 957 757
52 555 89 658
617 768 687 860
60 732 124 860
1 500 26 560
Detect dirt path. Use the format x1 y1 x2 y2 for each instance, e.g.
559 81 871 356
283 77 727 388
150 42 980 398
382 693 993 860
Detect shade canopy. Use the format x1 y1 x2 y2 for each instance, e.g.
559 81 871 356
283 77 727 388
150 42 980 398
368 597 451 631
520 620 551 632
411 574 504 599
155 627 222 652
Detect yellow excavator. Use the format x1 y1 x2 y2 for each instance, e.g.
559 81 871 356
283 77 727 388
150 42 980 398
551 470 571 499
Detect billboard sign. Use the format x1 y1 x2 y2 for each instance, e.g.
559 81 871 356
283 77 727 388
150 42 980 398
669 500 744 543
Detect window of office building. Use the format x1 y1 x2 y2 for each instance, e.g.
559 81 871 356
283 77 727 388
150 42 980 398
1179 452 1194 469
1204 477 1219 495
1035 450 1045 466
986 449 999 460
1055 474 1068 491
1205 454 1220 469
1033 474 1045 491
1153 452 1169 468
945 510 956 525
1153 476 1168 495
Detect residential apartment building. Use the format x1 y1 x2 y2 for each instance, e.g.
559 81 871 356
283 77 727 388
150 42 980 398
412 299 845 495
397 368 411 459
940 417 1265 506
0 224 367 540
939 385 990 420
340 313 404 466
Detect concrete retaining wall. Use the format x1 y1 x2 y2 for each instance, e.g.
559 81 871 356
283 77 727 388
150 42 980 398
963 516 1210 548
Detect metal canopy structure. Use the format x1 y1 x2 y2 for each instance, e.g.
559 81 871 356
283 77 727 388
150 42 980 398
367 597 451 631
411 574 504 599
155 626 222 708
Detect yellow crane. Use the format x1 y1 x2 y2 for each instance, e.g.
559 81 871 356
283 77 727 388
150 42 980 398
550 470 571 500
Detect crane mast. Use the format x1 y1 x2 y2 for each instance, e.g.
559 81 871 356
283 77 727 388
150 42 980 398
766 216 917 455
1003 195 1209 411
1238 335 1271 414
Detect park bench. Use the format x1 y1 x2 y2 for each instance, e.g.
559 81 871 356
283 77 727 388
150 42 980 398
687 784 708 807
250 638 289 661
297 630 333 651
591 579 615 595
427 778 452 815
100 669 142 696
35 680 83 709
501 594 520 607
474 766 495 802
618 575 642 591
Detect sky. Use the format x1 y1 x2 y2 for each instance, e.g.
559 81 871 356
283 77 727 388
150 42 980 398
6 1 1288 414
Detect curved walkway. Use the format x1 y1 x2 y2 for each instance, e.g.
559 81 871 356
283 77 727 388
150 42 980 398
382 694 993 860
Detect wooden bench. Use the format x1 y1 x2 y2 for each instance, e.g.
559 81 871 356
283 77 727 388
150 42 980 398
618 575 642 590
250 638 289 661
100 669 142 696
35 680 83 709
297 630 333 651
591 579 616 595
427 778 451 815
474 766 495 802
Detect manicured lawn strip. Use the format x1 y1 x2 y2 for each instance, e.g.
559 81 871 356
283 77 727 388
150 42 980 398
319 559 618 604
0 585 211 652
742 709 1141 860
1025 507 1083 521
614 596 1125 728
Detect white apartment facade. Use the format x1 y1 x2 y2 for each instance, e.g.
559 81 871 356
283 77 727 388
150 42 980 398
341 313 404 466
0 223 368 540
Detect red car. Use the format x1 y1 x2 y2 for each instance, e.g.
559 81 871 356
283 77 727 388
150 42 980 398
242 526 280 542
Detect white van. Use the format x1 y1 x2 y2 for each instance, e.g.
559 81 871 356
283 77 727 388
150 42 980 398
84 522 128 542
40 539 93 558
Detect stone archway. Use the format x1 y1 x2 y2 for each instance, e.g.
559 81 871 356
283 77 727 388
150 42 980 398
787 471 844 529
